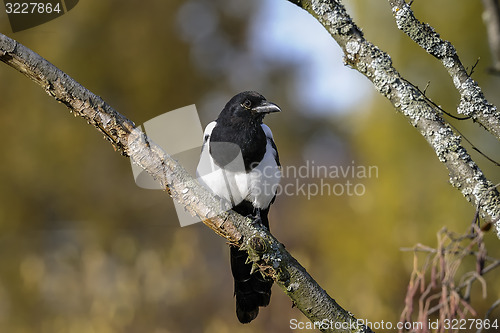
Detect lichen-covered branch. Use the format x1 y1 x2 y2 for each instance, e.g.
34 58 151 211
388 0 500 141
0 33 372 333
287 0 500 237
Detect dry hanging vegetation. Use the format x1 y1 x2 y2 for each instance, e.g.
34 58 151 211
400 222 500 332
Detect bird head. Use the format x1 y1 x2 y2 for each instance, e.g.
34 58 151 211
219 91 281 125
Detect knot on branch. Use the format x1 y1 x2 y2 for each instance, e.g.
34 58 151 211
248 235 268 254
240 234 280 278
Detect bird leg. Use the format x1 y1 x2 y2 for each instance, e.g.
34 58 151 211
246 208 262 227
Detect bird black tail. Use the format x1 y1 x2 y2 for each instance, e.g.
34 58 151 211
230 245 273 323
230 204 274 323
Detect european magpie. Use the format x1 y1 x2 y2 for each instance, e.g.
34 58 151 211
196 91 281 323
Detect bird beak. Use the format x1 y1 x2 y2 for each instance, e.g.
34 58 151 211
253 101 281 114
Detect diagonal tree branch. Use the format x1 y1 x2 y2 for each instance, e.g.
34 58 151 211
0 33 372 333
286 0 500 238
388 0 500 141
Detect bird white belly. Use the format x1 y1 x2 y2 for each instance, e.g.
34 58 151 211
196 141 280 209
248 147 281 208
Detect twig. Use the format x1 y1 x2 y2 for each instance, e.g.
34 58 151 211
485 299 500 319
467 58 480 77
477 299 500 333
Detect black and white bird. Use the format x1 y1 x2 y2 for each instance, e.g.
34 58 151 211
196 91 281 323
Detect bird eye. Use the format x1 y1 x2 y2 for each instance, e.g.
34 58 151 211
241 99 252 109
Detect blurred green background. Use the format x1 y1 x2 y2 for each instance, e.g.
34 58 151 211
0 0 499 332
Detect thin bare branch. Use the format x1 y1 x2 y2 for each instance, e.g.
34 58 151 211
476 299 500 333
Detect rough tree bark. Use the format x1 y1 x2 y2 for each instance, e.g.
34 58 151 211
0 33 372 333
287 0 500 237
388 0 500 141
